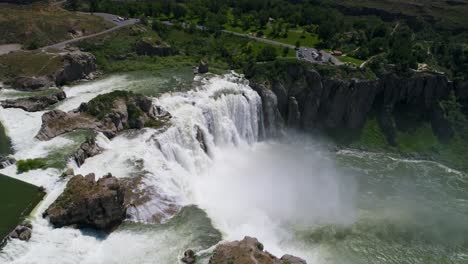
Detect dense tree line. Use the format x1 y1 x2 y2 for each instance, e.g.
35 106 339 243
71 0 467 79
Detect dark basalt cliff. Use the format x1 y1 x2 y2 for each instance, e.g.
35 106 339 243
252 63 462 146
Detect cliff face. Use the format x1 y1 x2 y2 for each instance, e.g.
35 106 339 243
254 64 460 146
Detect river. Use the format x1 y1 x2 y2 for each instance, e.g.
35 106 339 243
0 71 467 264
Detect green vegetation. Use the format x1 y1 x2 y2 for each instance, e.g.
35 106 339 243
331 0 468 33
0 3 113 47
0 50 63 80
346 97 468 171
16 158 48 173
76 22 295 76
85 90 138 119
0 122 12 156
76 0 467 79
0 174 44 244
247 58 376 83
349 118 389 151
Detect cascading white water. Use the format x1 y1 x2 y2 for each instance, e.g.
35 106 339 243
2 72 465 264
0 73 274 263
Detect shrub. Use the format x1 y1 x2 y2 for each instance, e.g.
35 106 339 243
17 158 47 173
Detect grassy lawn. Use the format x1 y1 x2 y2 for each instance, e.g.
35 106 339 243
0 3 113 47
337 55 365 66
224 23 320 48
0 50 64 80
0 174 45 243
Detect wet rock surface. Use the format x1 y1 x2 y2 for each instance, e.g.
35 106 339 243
197 60 209 74
35 91 171 140
44 173 126 230
0 155 15 169
12 76 53 91
1 90 66 112
209 236 306 264
9 221 33 242
73 137 102 167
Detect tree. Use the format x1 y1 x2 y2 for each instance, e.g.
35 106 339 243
282 47 289 57
257 46 277 61
89 0 98 13
68 0 78 11
388 25 416 71
173 4 187 19
318 20 337 43
295 41 300 49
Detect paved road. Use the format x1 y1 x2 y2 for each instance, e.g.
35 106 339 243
42 13 138 50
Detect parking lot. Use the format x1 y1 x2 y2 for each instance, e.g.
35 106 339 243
296 47 343 66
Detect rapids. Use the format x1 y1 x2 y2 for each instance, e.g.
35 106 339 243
0 72 467 264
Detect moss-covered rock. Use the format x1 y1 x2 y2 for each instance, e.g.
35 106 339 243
44 173 126 230
36 91 171 140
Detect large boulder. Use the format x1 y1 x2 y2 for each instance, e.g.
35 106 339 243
209 236 306 264
44 173 126 230
9 221 33 242
12 76 53 91
35 110 97 140
197 60 209 74
136 38 172 57
1 91 66 112
54 51 97 86
35 91 171 140
73 137 102 167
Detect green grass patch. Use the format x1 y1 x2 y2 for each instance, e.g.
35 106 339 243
224 21 320 48
0 174 44 244
0 51 63 80
0 3 113 47
337 55 365 66
16 158 48 174
349 118 390 150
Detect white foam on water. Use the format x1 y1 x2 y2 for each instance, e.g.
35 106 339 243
1 73 361 264
58 75 132 112
0 73 272 263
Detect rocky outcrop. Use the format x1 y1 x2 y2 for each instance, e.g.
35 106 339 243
1 91 66 112
0 155 15 169
136 38 172 57
9 51 96 91
12 76 53 91
73 137 102 167
197 60 209 74
256 63 456 144
54 51 97 86
209 236 306 264
35 110 97 140
251 83 283 138
181 249 196 264
44 173 126 230
9 221 33 242
35 91 171 140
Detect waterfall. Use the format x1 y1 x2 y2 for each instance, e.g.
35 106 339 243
0 73 285 263
66 73 265 224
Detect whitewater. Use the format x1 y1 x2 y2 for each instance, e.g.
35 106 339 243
1 72 467 264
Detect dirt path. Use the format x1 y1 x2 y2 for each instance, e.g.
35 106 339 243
0 44 21 55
